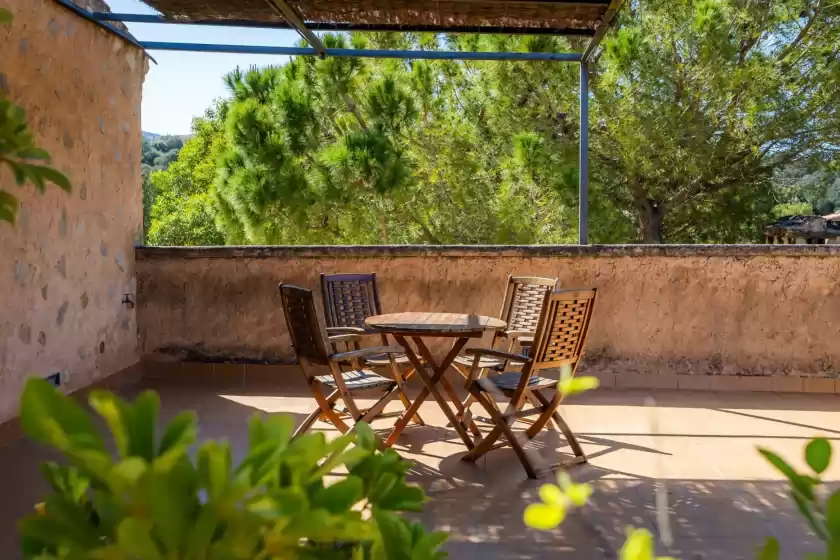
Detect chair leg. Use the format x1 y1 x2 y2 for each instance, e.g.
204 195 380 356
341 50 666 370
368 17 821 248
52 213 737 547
453 363 491 438
473 389 537 478
310 383 351 434
294 407 324 439
531 390 585 460
395 365 424 426
360 387 402 424
462 385 503 463
462 386 538 477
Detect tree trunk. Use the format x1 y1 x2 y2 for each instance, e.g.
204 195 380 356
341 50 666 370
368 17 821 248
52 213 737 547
341 92 368 131
637 198 665 244
379 214 389 244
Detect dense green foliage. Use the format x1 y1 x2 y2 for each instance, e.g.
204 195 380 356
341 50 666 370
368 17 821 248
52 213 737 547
0 9 71 225
142 135 184 176
148 0 839 245
146 112 224 245
19 378 448 559
141 135 185 239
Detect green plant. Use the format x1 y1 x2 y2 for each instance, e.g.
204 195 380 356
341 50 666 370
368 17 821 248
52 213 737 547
18 378 448 559
0 10 71 225
524 420 837 560
757 437 837 559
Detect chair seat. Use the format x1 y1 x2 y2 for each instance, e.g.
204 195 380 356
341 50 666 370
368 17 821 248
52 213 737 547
364 353 413 366
453 354 526 370
315 369 396 391
478 371 556 393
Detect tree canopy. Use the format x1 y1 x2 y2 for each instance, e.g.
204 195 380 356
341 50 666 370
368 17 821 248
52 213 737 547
147 0 840 245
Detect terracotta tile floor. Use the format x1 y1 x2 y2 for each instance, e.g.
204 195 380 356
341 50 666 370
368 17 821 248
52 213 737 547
2 376 839 559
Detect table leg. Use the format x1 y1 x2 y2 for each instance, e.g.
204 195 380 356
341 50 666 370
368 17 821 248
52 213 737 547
411 338 483 439
406 336 480 450
384 337 432 447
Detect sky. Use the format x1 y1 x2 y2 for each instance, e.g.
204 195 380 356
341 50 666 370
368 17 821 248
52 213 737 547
108 0 301 135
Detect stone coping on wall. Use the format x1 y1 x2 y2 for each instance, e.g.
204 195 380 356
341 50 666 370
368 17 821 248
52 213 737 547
136 244 840 260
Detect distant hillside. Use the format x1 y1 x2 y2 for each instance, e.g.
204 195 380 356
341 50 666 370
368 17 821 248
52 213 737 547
142 131 192 142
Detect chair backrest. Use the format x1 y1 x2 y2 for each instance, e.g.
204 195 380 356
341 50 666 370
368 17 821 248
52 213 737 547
320 273 383 329
279 283 330 366
528 289 597 371
498 276 559 333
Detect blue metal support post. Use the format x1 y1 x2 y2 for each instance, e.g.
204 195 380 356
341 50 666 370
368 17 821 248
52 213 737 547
578 61 590 245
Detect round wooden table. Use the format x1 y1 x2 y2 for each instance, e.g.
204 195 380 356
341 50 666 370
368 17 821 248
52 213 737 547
365 312 506 448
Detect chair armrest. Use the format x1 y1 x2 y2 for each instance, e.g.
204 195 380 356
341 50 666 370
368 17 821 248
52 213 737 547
465 348 530 362
518 336 534 347
326 326 367 335
329 346 405 363
505 330 535 340
327 333 366 346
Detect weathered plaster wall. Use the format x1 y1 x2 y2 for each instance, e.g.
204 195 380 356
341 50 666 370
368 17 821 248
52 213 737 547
0 0 147 422
136 245 840 380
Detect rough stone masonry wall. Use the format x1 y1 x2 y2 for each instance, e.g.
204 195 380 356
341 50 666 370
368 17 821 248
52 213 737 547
0 0 147 423
136 245 840 387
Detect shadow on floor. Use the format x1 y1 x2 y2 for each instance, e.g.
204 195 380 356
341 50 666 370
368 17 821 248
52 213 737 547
0 380 830 559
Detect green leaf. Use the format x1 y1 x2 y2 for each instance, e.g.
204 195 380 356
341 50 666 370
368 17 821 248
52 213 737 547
373 509 413 560
415 530 450 560
0 189 19 224
758 448 815 500
117 518 164 560
558 375 600 396
23 163 47 193
127 391 159 461
37 166 72 192
248 413 293 449
40 462 89 503
523 502 565 530
565 483 593 507
825 489 840 538
791 489 828 541
20 378 105 453
5 160 27 185
757 536 780 560
158 410 198 456
619 527 674 560
89 391 130 458
184 506 219 556
377 483 426 512
113 457 148 485
313 475 364 513
355 421 377 450
149 457 198 552
197 441 231 501
538 483 565 507
17 147 50 161
0 8 12 24
805 438 832 475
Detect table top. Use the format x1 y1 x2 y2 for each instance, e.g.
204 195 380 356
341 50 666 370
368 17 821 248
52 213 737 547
365 312 506 336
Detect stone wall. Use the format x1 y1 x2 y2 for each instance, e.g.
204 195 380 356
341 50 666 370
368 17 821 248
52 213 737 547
136 245 840 387
0 0 147 422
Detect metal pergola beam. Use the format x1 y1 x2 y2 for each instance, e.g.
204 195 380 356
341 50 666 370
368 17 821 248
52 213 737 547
138 41 583 61
262 0 326 57
582 0 625 62
91 13 597 37
578 62 590 245
84 1 631 245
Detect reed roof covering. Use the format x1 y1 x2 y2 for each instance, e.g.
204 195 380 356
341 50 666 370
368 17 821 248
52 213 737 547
140 0 610 35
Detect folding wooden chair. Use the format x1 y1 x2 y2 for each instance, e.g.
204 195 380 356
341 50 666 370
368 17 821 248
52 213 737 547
320 272 423 425
451 276 557 424
279 283 415 439
462 289 597 478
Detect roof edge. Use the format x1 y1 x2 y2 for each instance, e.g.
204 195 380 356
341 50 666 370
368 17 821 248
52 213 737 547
52 0 156 62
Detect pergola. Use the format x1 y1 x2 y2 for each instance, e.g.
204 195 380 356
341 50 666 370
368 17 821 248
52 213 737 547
71 0 625 244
